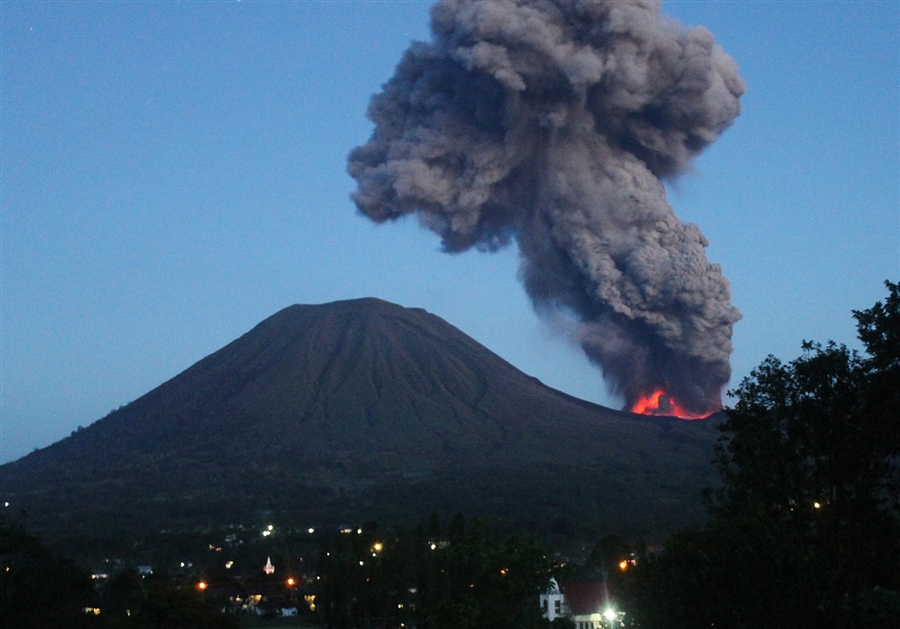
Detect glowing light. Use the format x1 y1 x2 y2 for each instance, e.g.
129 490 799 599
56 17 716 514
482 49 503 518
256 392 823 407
814 502 821 509
500 568 508 576
618 560 629 571
225 561 234 569
430 543 437 550
287 578 296 586
197 581 208 591
603 608 617 621
631 389 710 419
308 528 315 534
632 390 663 414
262 530 271 537
373 542 383 552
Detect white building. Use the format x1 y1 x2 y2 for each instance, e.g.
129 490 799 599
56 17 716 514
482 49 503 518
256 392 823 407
540 578 566 621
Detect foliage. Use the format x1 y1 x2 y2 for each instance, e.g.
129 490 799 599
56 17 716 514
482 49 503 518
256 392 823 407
0 514 100 628
103 578 239 629
629 281 900 629
317 513 554 629
0 515 240 629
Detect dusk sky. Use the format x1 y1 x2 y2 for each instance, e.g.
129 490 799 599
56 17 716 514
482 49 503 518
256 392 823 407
2 0 897 464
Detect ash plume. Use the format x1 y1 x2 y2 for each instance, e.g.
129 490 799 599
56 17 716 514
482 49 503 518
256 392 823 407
348 0 743 416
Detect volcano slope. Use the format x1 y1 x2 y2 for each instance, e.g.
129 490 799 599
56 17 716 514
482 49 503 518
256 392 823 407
1 298 720 541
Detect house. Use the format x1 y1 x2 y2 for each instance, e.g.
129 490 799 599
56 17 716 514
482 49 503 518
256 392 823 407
540 578 621 628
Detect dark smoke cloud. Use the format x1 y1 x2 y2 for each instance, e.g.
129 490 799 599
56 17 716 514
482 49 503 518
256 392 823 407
348 0 743 415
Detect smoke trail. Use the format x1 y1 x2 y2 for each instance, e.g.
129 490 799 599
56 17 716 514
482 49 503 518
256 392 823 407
348 0 743 416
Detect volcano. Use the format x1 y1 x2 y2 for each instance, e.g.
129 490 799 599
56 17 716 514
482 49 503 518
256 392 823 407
0 298 720 542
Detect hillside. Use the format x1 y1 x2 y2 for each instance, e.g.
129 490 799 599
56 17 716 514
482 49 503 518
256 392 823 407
1 298 721 541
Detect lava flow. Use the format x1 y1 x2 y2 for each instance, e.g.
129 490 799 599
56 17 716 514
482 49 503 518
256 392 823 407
630 390 711 420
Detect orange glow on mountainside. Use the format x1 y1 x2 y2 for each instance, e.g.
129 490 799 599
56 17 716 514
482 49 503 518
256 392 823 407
630 389 711 420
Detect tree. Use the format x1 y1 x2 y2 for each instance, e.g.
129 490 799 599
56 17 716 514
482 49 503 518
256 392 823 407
107 581 238 629
316 514 554 629
631 281 900 629
0 515 99 629
717 282 899 612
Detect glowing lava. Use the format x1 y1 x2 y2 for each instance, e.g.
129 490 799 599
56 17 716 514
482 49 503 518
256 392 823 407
630 389 711 420
632 390 664 415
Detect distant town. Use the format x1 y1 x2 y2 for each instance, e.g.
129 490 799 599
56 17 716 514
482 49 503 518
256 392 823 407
2 510 640 628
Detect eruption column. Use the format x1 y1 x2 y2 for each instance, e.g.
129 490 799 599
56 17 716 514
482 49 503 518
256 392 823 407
348 0 743 417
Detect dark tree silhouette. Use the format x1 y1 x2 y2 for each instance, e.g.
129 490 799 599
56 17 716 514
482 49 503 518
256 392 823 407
631 281 900 629
0 515 99 629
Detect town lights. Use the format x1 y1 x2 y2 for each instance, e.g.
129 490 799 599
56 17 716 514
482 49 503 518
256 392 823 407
603 608 617 621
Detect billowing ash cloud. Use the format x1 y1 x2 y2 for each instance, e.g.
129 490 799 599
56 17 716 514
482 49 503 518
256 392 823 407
348 0 743 416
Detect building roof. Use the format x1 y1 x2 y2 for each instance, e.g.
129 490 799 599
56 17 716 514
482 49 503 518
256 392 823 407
560 581 606 616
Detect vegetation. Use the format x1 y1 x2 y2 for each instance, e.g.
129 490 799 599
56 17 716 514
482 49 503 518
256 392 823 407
0 515 239 629
100 572 239 629
0 514 99 628
626 281 900 628
316 514 555 629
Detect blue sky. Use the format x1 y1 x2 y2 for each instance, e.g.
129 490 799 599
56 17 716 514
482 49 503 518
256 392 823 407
2 0 897 464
